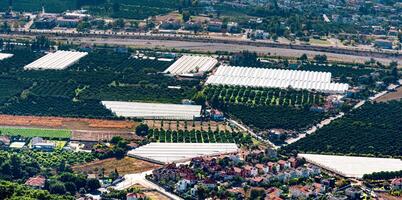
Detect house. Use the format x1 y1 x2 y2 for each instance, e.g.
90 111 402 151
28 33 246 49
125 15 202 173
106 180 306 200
207 21 223 32
25 175 46 189
160 19 181 30
202 178 217 188
278 160 291 170
31 137 56 151
184 20 202 31
374 39 393 49
290 185 311 198
391 178 402 190
0 136 11 147
250 176 264 184
345 187 362 200
126 193 146 200
210 109 224 121
288 157 298 168
266 187 283 200
176 179 192 192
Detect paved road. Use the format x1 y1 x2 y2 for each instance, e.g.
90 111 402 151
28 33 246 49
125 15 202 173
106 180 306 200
113 170 182 200
228 119 279 149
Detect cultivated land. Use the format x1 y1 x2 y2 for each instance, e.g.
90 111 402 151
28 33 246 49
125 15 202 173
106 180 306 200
0 126 71 138
375 87 402 102
72 157 161 176
71 130 138 142
145 120 234 132
0 115 137 131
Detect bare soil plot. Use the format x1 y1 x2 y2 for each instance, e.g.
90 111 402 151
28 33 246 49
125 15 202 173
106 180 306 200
375 87 402 102
0 114 138 131
71 130 140 142
72 157 161 176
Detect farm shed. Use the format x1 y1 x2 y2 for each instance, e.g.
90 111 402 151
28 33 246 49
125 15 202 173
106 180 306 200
163 55 218 76
127 143 239 164
298 154 402 178
0 53 13 60
101 101 202 120
206 65 349 93
24 50 88 70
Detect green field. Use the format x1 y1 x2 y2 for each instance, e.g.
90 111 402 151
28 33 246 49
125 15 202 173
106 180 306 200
0 127 71 139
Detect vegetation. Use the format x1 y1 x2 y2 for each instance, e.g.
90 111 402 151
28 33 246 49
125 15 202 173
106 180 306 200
285 101 402 157
200 85 326 131
0 127 71 139
0 181 74 200
225 104 325 131
0 49 199 118
203 85 325 107
147 129 253 146
363 170 402 180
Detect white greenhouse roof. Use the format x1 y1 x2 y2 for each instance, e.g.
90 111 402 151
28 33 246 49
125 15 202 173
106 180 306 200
298 154 402 178
0 53 13 60
206 65 349 93
102 101 202 120
163 55 218 75
128 143 239 164
24 51 88 70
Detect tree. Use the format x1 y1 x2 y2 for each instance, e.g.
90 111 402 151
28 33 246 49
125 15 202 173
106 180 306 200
86 179 101 191
314 54 327 63
136 124 149 136
49 182 67 195
182 11 191 22
299 54 308 61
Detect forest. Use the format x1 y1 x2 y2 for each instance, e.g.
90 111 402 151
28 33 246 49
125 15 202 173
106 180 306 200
284 101 402 157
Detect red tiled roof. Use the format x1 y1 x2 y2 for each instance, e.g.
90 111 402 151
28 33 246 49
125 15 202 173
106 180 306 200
25 176 46 187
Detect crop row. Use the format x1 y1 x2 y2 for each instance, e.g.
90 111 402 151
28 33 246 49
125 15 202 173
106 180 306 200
203 85 324 107
147 129 253 145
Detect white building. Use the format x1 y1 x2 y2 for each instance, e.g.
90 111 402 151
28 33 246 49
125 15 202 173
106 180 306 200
102 101 202 120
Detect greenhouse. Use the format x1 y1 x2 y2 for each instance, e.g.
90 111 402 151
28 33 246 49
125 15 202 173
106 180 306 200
128 143 239 164
206 65 349 93
0 53 13 60
101 101 202 120
163 55 218 75
24 51 88 70
298 154 402 178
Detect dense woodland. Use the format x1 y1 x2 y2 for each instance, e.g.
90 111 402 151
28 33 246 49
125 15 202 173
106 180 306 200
0 49 199 118
285 101 402 157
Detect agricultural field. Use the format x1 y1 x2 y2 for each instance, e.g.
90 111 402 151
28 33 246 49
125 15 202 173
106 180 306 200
0 49 198 117
375 87 402 102
72 157 161 176
203 85 325 107
285 101 402 157
147 129 253 146
0 115 136 131
145 120 234 132
201 85 327 131
0 127 71 139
